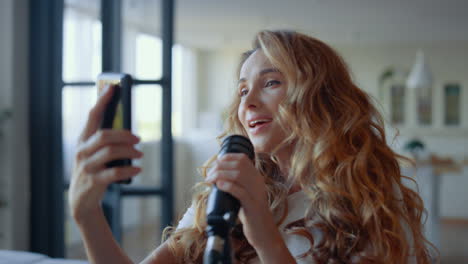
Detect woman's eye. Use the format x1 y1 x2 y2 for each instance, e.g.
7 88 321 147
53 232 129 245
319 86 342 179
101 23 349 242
265 80 280 87
239 89 248 97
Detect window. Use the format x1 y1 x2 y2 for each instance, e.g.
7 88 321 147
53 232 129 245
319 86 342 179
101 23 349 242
59 0 180 259
390 84 405 125
444 83 461 126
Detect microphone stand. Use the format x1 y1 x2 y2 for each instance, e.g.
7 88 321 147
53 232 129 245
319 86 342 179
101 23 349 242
204 186 238 264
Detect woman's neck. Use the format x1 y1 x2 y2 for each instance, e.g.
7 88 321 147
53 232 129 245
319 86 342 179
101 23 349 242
274 145 302 195
275 144 293 178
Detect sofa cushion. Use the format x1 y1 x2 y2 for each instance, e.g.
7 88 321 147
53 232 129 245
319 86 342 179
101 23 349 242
0 250 88 264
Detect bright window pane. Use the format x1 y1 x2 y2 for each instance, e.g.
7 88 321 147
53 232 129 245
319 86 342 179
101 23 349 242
63 1 101 82
136 34 162 80
122 0 162 80
132 85 162 142
62 86 97 182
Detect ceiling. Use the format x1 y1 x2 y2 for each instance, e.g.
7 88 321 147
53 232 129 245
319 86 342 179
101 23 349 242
72 0 468 49
176 0 468 49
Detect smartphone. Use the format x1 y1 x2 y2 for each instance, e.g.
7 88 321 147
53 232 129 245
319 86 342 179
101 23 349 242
96 73 133 184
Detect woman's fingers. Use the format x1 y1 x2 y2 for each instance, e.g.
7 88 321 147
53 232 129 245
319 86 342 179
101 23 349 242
82 144 143 173
206 170 240 184
206 153 258 188
97 166 142 185
218 153 250 164
78 84 115 143
76 129 140 161
216 180 253 206
206 170 255 204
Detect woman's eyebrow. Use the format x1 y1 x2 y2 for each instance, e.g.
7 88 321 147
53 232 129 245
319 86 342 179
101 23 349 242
237 68 280 85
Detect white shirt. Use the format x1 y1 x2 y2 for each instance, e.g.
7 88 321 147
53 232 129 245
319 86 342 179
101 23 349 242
176 189 417 264
176 190 316 263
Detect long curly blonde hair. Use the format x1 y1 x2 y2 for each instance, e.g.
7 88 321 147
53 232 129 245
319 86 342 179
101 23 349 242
162 30 438 263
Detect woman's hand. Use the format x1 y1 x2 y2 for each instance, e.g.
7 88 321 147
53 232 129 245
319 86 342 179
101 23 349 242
69 85 143 224
205 153 280 251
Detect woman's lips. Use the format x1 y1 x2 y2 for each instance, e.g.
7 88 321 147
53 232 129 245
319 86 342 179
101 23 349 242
249 121 272 135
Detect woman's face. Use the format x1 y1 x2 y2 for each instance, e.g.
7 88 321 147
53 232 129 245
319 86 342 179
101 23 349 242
237 50 288 153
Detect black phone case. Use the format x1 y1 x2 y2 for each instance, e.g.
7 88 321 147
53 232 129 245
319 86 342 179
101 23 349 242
98 73 133 184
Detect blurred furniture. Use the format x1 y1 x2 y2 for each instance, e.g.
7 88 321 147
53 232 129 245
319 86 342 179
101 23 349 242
426 154 463 175
0 250 87 264
401 165 441 251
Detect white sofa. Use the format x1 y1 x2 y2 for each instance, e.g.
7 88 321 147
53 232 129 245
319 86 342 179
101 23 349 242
0 250 87 264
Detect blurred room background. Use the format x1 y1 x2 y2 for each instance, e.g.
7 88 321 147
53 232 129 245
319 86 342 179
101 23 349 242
0 0 467 263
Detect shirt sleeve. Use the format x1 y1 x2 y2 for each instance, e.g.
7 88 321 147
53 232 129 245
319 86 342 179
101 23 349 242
176 203 196 230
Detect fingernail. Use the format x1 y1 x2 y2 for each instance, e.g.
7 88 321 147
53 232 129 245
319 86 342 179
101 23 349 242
218 181 231 189
100 84 111 97
105 84 113 93
205 175 213 182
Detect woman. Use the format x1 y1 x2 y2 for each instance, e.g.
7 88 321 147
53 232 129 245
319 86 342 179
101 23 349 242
70 30 437 263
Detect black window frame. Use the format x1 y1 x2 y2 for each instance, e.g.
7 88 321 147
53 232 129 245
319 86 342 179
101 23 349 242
29 0 175 257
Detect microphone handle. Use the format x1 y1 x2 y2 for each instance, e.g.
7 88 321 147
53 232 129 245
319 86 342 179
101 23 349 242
204 135 254 264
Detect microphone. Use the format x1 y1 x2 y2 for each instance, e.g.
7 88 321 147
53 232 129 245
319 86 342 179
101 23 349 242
203 135 255 264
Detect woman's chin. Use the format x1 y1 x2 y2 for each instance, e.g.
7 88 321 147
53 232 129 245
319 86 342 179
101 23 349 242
252 137 293 157
252 143 274 154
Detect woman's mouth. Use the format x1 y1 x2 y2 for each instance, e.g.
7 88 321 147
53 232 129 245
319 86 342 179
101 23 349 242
248 120 272 135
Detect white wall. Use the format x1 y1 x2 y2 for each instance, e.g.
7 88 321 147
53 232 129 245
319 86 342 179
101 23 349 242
334 42 468 129
0 0 30 250
336 43 468 219
195 41 468 219
196 49 240 129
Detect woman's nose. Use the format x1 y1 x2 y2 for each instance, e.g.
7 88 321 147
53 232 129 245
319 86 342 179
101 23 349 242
244 88 261 108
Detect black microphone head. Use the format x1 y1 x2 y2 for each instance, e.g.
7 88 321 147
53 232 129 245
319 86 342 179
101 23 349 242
219 135 254 161
205 135 255 229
